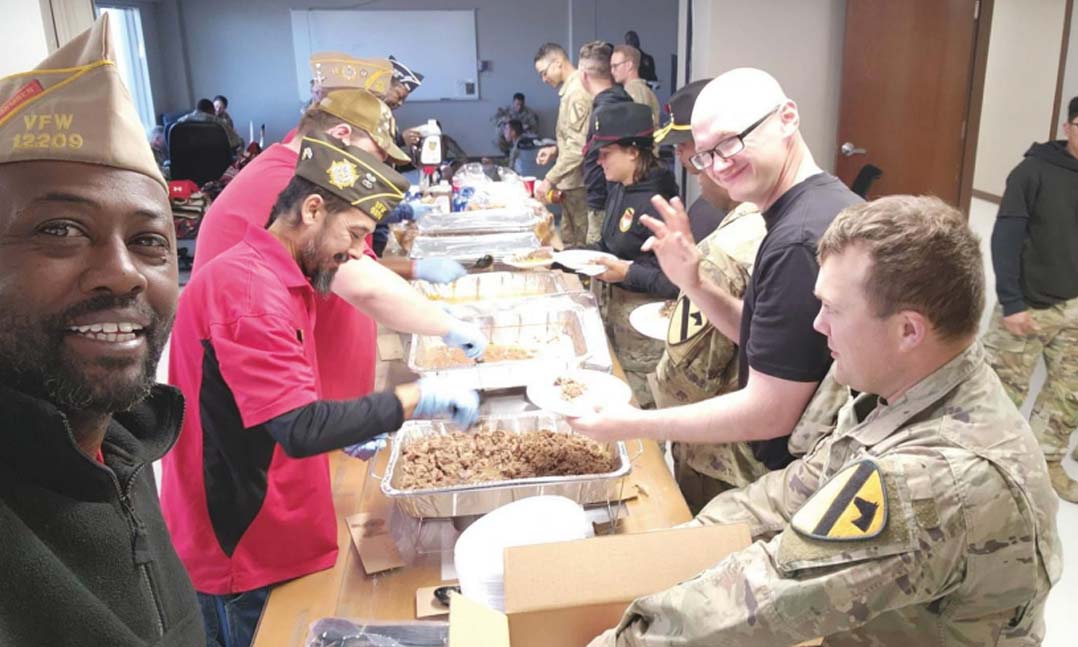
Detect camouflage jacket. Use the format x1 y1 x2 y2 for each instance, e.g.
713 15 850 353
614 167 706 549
546 70 591 190
655 203 766 486
609 343 1062 646
622 78 661 128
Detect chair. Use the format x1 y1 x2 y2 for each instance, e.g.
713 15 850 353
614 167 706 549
168 121 233 186
850 164 883 198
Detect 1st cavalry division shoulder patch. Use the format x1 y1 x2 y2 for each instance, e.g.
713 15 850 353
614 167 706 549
667 295 708 345
791 459 888 541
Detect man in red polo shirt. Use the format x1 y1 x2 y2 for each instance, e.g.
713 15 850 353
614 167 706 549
193 86 476 404
162 133 480 647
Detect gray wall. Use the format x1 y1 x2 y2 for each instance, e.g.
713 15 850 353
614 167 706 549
143 0 677 154
689 0 847 174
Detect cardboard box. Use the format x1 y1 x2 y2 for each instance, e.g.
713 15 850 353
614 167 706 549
449 523 751 647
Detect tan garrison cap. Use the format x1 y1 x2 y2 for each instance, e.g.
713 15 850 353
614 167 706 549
309 52 393 96
296 132 408 222
0 14 165 192
317 89 410 164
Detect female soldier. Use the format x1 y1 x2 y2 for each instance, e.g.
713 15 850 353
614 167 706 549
583 102 679 408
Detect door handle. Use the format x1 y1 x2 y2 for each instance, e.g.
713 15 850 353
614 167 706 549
841 142 867 157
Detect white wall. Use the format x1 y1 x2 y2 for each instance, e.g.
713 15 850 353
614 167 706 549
1060 0 1078 132
973 0 1068 196
0 0 51 77
688 0 847 172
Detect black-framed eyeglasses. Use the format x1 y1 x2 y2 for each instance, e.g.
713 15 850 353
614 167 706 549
537 60 557 80
690 105 781 171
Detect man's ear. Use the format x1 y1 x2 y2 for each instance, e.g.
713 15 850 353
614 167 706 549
896 309 929 353
300 194 325 225
325 123 353 142
778 100 800 136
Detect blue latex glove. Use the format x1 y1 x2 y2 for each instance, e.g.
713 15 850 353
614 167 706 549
415 258 467 284
343 433 387 460
414 378 480 428
442 320 488 360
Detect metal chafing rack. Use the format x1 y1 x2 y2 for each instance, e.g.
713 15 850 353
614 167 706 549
380 411 631 519
406 293 612 390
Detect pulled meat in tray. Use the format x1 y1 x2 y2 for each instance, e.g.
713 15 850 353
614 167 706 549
420 343 537 369
396 428 619 490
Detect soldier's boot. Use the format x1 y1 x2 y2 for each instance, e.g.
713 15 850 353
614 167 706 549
1047 461 1078 503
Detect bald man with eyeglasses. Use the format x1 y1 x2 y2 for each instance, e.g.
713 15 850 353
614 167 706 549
570 68 861 478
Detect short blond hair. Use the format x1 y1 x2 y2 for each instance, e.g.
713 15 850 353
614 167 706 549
817 195 984 340
613 44 641 69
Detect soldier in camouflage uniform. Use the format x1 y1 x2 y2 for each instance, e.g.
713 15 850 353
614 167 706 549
982 96 1078 501
656 203 766 508
590 196 1061 647
533 43 592 247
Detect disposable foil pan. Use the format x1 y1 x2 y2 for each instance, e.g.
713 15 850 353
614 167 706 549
415 206 543 234
411 270 583 304
380 412 631 518
406 293 612 389
408 232 539 263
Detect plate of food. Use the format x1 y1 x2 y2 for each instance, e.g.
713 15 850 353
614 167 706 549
552 250 618 277
629 300 676 341
526 369 632 418
504 246 555 270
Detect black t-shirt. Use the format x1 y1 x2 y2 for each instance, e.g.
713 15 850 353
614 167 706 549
739 173 862 469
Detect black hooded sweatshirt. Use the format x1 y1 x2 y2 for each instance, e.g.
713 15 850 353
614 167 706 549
585 164 680 298
992 140 1078 314
0 384 204 646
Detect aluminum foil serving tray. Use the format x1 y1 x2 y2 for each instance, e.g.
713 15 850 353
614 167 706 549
408 231 540 263
412 270 583 304
381 411 630 518
407 292 612 389
415 205 545 235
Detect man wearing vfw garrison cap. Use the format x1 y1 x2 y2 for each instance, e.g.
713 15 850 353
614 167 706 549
0 15 204 646
162 131 482 647
193 85 484 422
308 52 394 105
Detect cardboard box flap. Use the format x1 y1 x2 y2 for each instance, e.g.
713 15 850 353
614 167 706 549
448 592 510 647
503 524 751 614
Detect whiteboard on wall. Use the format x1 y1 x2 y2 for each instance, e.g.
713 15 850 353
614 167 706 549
290 9 480 103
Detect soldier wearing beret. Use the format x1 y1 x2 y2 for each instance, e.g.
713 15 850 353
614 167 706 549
582 101 679 408
161 133 481 647
590 196 1061 647
0 15 204 646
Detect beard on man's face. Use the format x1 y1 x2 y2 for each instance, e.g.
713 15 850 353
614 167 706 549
0 294 173 415
300 226 348 296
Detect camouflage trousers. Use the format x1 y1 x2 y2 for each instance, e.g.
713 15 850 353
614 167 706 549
603 284 663 409
983 299 1078 461
558 187 589 248
585 208 604 245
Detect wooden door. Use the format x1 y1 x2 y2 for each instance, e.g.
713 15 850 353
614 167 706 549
834 0 991 209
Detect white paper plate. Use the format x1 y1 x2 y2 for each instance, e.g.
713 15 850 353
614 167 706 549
552 250 618 276
629 301 674 341
504 247 555 270
526 369 632 418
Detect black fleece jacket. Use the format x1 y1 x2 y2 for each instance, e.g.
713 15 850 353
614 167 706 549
992 140 1078 314
0 384 204 647
586 165 680 298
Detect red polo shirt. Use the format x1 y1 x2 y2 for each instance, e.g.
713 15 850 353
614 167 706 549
162 224 337 594
193 142 379 400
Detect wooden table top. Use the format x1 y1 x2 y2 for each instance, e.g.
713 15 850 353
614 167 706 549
252 434 689 647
